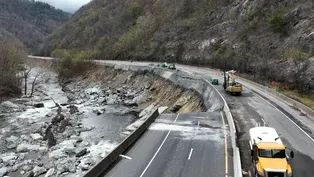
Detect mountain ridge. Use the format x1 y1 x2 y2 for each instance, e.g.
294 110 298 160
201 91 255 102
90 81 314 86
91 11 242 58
0 0 70 52
39 0 314 91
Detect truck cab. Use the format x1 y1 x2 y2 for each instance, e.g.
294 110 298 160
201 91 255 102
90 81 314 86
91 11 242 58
249 127 294 177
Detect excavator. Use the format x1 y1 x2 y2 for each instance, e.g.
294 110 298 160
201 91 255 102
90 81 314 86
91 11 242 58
223 70 243 96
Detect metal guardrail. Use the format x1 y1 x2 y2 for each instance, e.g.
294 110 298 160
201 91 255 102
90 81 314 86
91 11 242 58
83 109 160 177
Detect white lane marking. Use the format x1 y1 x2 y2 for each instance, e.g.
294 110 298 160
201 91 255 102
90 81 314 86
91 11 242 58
256 94 314 142
188 148 194 160
197 121 200 126
202 68 313 142
248 170 252 177
220 111 229 177
261 118 266 126
139 114 180 177
193 116 208 119
119 154 132 160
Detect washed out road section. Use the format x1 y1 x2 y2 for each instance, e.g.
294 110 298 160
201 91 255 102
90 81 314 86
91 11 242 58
103 112 233 177
99 60 314 176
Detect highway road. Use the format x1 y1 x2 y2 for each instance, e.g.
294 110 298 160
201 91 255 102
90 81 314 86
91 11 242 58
177 65 314 177
100 60 314 176
103 112 233 177
28 57 314 176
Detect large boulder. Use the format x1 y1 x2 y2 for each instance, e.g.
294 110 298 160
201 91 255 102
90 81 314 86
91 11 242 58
22 171 34 177
1 153 17 164
44 168 54 177
44 126 56 147
33 166 47 177
1 101 19 108
75 148 88 157
5 136 19 143
30 134 43 141
33 103 44 108
69 105 79 114
85 87 102 95
0 167 8 177
16 144 47 152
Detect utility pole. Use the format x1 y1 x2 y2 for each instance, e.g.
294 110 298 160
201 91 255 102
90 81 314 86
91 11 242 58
223 63 227 90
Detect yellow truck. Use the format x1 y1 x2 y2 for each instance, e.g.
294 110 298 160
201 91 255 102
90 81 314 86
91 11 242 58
223 70 243 96
249 126 294 177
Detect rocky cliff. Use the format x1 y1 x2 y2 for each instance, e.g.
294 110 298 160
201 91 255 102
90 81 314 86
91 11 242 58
39 0 314 90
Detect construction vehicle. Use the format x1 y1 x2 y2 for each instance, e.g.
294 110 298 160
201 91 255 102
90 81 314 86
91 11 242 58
223 70 242 95
211 78 219 85
249 126 294 177
168 63 176 70
160 62 168 68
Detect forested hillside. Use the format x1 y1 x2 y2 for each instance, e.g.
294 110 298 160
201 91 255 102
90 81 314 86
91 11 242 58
40 0 314 93
0 0 70 52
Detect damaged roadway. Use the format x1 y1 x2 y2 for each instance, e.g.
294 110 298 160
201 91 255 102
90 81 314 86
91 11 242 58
0 62 205 177
101 60 314 177
176 65 314 177
103 112 233 177
96 64 235 177
27 58 314 177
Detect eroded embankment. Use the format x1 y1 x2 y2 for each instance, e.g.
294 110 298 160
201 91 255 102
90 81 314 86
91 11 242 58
76 65 205 114
0 64 205 177
112 64 224 112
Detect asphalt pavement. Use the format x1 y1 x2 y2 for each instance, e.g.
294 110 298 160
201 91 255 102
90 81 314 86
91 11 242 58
29 58 314 176
104 112 233 177
178 65 314 177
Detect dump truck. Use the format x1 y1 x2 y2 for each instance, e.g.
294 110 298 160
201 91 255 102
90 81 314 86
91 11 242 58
249 126 294 177
223 70 242 95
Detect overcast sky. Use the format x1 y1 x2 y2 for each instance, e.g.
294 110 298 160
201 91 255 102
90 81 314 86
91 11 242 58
38 0 91 13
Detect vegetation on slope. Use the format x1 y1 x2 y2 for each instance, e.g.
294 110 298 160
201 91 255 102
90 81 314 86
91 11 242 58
40 0 314 94
51 49 96 79
0 0 70 52
0 39 26 98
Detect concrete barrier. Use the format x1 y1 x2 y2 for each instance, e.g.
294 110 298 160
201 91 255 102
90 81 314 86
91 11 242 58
202 79 243 177
83 109 159 177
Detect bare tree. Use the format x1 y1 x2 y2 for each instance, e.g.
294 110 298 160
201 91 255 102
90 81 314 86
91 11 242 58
21 58 48 97
30 71 42 97
22 65 32 95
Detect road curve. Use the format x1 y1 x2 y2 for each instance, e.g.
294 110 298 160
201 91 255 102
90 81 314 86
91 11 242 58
177 65 314 177
28 57 314 176
99 60 314 176
103 112 233 177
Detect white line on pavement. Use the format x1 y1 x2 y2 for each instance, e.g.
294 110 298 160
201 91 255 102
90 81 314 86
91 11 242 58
139 114 180 177
188 148 194 160
256 94 314 142
119 154 132 160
